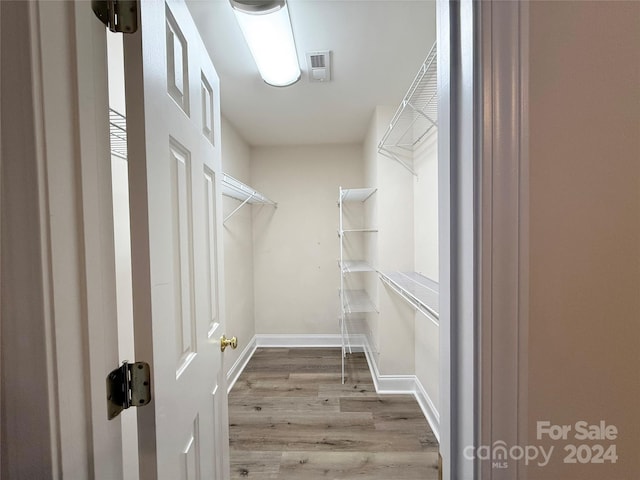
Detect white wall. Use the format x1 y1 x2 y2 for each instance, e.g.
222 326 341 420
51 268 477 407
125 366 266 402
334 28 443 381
375 106 416 376
526 2 640 478
363 105 438 378
220 117 255 375
414 132 438 281
362 105 439 414
413 130 439 413
363 109 380 359
251 144 363 335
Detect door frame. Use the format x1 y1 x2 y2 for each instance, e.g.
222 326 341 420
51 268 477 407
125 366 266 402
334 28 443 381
1 1 122 478
437 0 530 478
1 0 532 478
476 2 531 479
437 1 476 477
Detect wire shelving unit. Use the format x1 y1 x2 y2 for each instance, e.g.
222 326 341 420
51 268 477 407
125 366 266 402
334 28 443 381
340 260 375 274
342 289 378 315
338 186 378 383
378 42 437 176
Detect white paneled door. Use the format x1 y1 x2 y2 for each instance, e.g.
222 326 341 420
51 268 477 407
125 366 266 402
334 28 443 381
123 1 229 478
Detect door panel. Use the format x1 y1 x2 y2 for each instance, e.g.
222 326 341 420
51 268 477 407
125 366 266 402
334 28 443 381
170 139 197 374
182 416 201 480
203 168 220 335
124 0 228 478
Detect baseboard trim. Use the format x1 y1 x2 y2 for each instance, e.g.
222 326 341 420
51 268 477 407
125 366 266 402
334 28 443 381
414 376 441 442
226 335 257 394
360 338 413 393
254 333 343 348
360 333 440 441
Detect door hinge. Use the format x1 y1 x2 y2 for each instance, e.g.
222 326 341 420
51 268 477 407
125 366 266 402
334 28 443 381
106 361 151 420
92 0 138 33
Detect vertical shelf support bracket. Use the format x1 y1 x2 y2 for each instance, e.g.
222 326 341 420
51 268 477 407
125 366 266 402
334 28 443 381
223 192 255 224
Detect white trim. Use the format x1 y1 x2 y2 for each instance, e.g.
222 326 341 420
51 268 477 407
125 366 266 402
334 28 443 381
478 2 530 479
0 0 3 467
72 3 123 477
436 1 454 477
1 2 123 477
437 1 481 477
376 374 416 394
254 333 344 348
226 336 257 393
1 2 58 474
31 3 62 475
360 334 411 393
414 377 441 443
360 333 441 441
517 5 531 477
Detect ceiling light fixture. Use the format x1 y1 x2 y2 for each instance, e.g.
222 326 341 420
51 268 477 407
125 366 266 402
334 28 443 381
230 0 301 87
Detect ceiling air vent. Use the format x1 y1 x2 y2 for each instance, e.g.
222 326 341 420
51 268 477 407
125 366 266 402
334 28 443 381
306 51 332 83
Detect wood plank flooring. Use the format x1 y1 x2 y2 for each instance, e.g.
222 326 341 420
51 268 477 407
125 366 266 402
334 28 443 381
228 348 439 479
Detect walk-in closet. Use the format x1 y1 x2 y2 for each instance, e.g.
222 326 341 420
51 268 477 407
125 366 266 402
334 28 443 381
5 1 638 479
106 1 441 478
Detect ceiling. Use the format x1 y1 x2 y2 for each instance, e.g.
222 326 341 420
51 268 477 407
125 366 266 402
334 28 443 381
186 0 436 146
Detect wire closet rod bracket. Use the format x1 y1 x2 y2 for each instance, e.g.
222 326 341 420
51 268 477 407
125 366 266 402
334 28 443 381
221 173 277 224
223 193 255 224
378 148 418 176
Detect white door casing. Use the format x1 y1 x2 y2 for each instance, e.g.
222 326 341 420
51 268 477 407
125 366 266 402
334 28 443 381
437 0 481 478
2 1 126 477
123 1 229 478
478 2 530 479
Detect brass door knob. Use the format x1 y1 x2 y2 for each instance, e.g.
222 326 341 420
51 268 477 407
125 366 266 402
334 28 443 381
220 335 238 352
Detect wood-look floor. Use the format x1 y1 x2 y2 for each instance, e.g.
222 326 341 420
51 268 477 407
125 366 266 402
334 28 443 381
228 348 439 479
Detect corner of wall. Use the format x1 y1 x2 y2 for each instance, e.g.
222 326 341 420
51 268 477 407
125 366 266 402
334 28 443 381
220 116 256 379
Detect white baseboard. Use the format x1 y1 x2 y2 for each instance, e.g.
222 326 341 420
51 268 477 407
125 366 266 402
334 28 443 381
360 333 440 441
361 339 415 393
225 332 440 441
227 333 344 392
254 333 343 348
226 335 257 394
414 376 441 442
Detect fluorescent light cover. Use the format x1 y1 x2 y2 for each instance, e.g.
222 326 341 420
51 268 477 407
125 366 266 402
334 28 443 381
233 4 301 87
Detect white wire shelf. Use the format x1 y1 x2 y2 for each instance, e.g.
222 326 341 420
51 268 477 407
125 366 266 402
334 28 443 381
338 185 378 383
378 42 437 176
340 187 377 203
379 271 439 325
106 111 278 225
109 108 127 159
222 173 277 224
341 289 378 314
340 260 375 274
